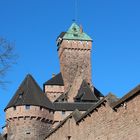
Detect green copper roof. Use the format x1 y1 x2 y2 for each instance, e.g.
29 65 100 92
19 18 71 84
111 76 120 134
63 23 92 41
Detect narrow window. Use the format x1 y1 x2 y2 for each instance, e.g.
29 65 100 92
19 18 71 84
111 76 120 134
62 110 65 115
26 132 30 135
67 136 71 140
40 107 43 111
25 105 30 110
13 106 16 111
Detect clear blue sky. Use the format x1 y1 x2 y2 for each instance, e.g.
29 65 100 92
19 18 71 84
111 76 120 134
0 0 140 132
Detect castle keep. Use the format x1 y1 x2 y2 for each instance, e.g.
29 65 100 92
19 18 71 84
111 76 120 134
2 23 140 140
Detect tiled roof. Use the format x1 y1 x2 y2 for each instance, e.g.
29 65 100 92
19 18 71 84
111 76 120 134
77 84 140 123
54 92 68 102
5 74 54 110
44 73 64 86
56 32 66 46
63 23 92 41
54 79 104 102
75 80 99 102
94 87 104 98
111 84 140 108
45 84 140 139
53 102 96 111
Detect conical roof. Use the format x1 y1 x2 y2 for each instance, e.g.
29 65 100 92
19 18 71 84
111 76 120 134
63 23 92 41
5 74 54 110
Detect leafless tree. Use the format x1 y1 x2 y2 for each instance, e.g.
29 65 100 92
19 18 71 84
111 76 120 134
0 37 17 87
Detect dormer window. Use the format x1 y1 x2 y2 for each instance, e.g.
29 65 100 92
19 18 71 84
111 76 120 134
19 93 23 99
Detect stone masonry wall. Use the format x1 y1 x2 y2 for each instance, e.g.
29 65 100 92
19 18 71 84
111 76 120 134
58 40 92 91
46 92 140 140
45 85 64 102
6 106 53 140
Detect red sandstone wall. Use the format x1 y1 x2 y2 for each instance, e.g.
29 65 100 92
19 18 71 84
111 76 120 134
45 85 64 102
6 106 53 140
46 92 140 140
59 40 92 91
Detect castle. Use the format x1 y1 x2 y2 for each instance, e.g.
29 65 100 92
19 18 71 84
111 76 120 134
2 23 140 140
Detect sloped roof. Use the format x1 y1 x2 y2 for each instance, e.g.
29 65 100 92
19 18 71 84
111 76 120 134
77 84 140 123
111 84 140 108
5 74 54 110
75 80 99 102
63 23 92 41
45 84 140 139
54 79 104 102
54 92 68 102
53 102 96 111
44 73 64 86
94 87 104 98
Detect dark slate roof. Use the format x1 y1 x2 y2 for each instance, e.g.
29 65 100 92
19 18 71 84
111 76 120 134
54 79 104 102
44 73 64 86
75 80 99 102
94 87 104 98
111 84 140 108
106 93 119 105
77 85 140 123
45 84 140 139
54 92 68 102
44 109 82 139
5 74 54 110
53 102 96 111
72 109 82 122
76 98 106 123
57 32 66 39
56 32 66 47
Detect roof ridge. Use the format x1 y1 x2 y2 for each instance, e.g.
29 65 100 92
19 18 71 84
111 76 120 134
44 72 64 86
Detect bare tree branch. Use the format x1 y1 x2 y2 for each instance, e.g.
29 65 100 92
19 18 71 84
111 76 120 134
0 37 17 87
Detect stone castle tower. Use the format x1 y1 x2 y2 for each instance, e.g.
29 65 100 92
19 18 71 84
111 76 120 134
3 23 104 140
4 75 54 140
45 23 95 102
57 23 92 91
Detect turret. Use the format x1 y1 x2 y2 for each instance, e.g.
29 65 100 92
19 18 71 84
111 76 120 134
4 74 54 140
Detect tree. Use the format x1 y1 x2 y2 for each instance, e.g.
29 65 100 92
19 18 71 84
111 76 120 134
0 37 17 86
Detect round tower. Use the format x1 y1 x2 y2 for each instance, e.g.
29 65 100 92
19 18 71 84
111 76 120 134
4 74 54 140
